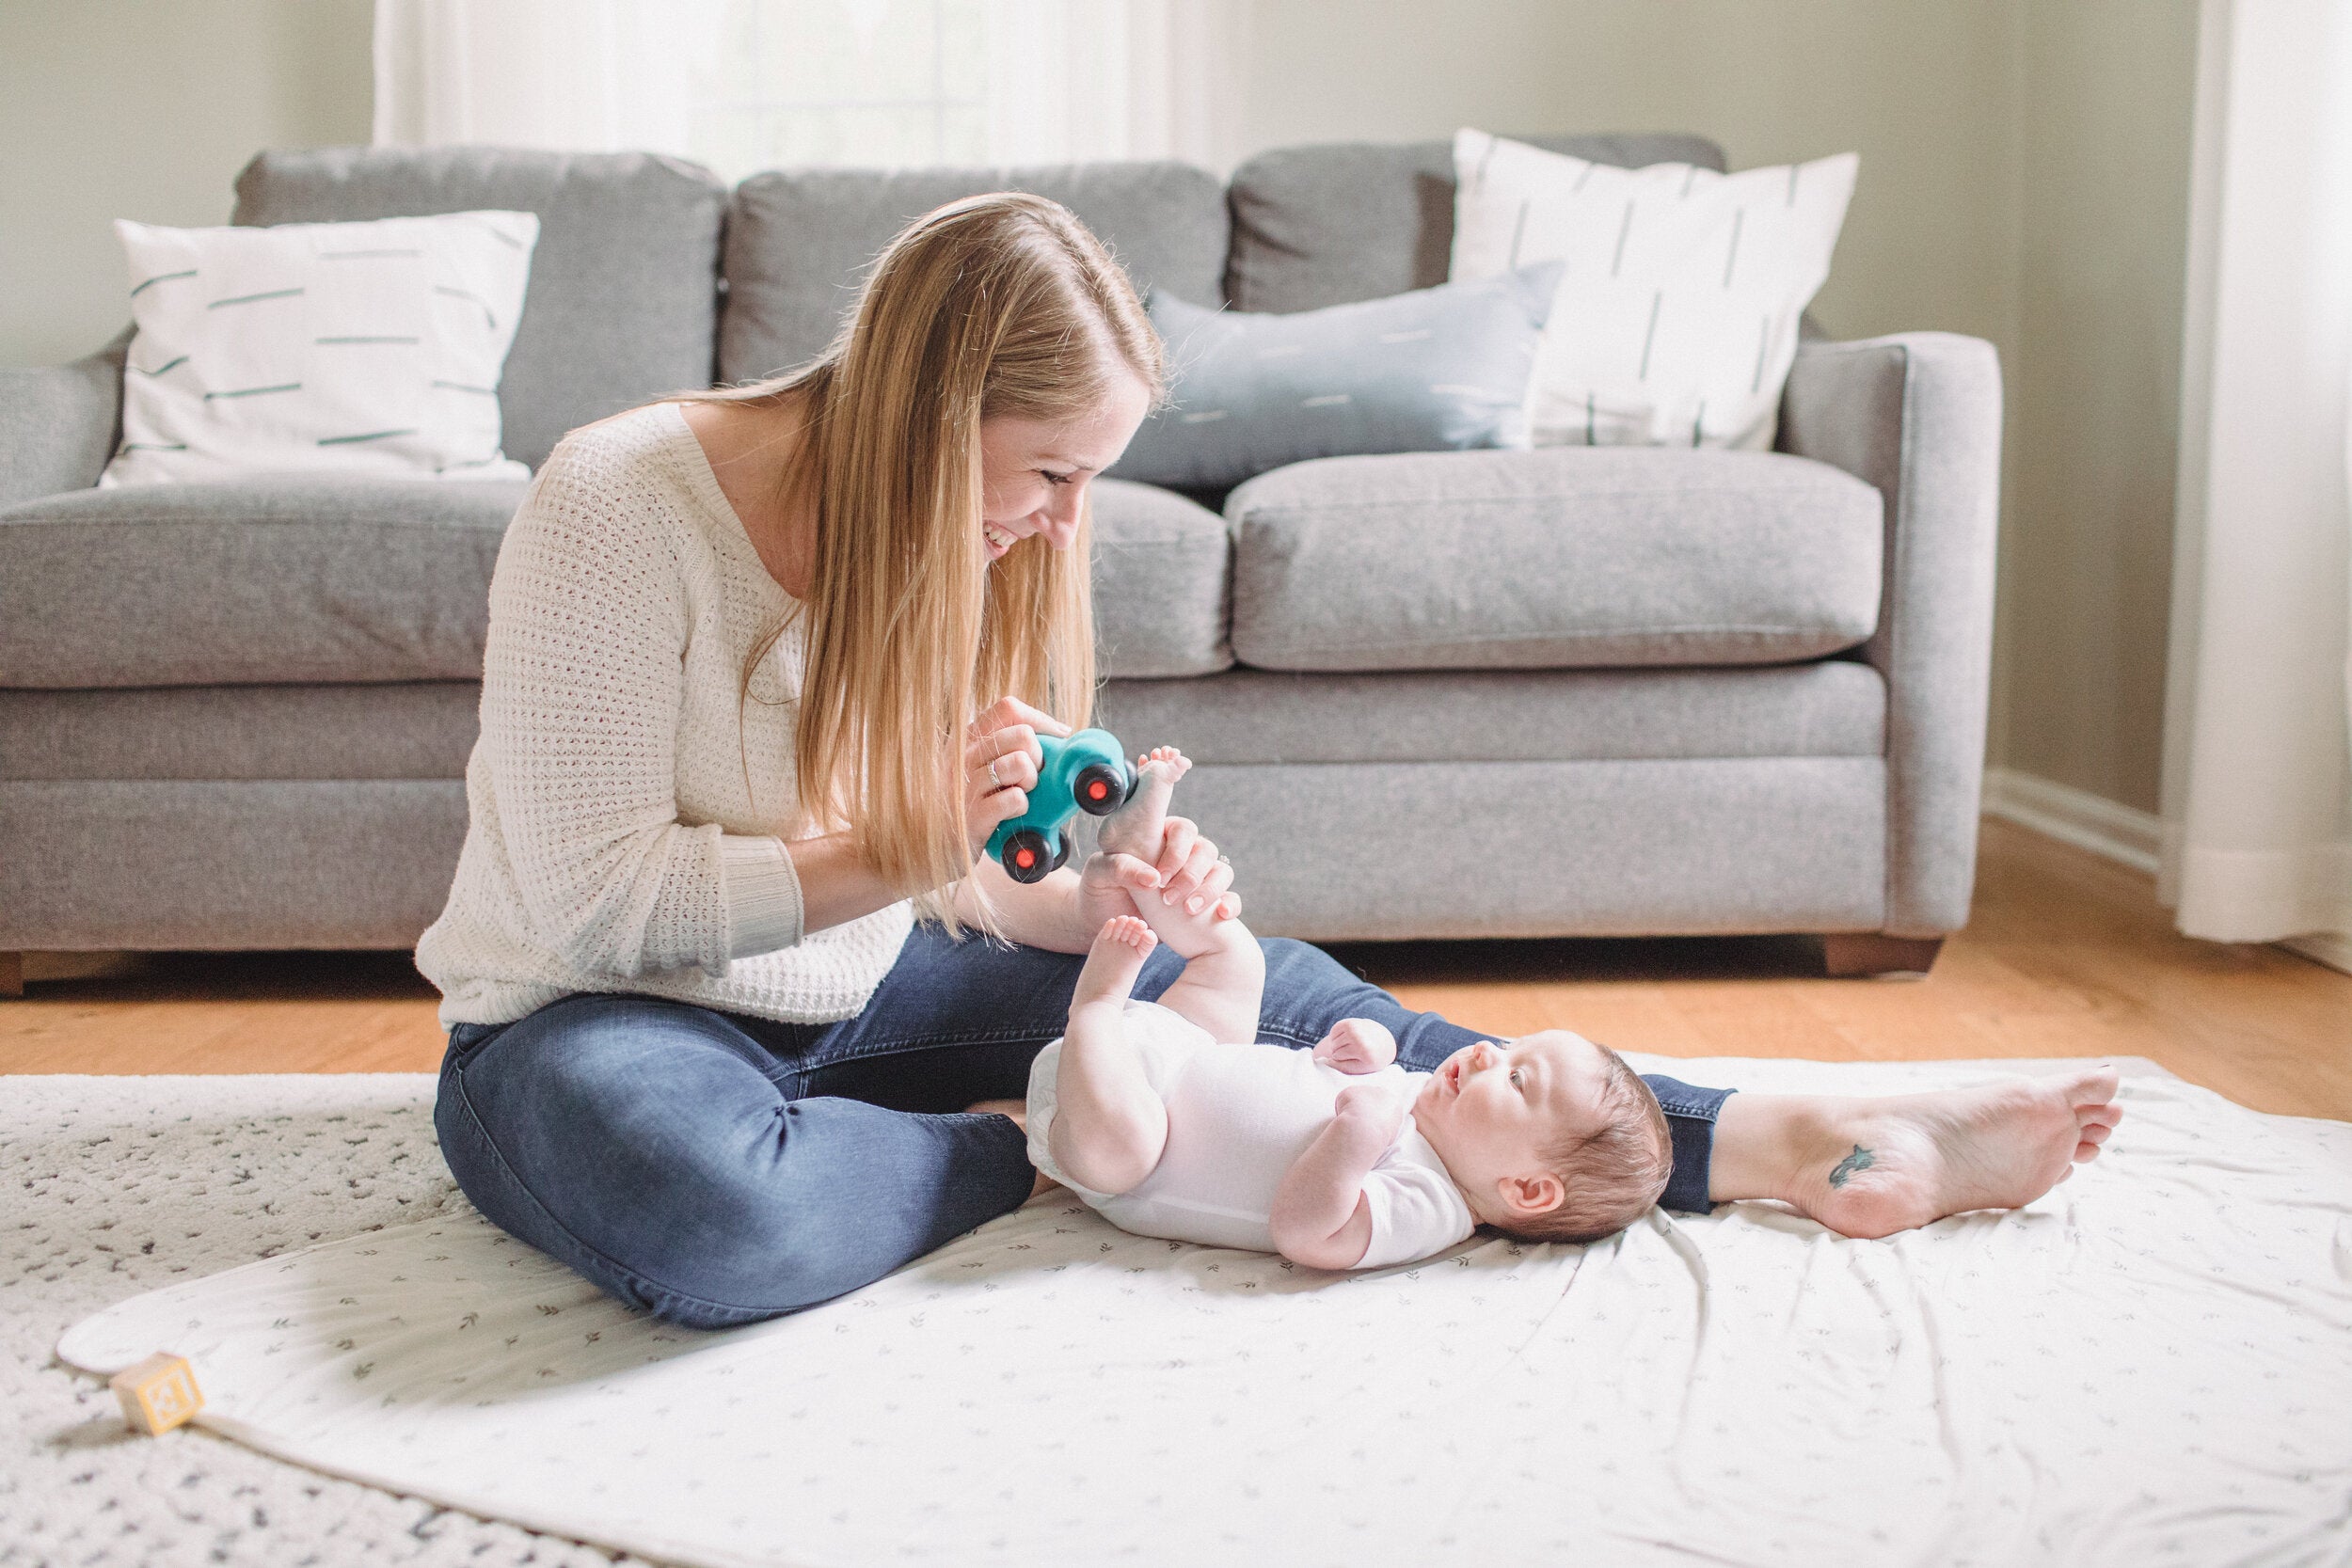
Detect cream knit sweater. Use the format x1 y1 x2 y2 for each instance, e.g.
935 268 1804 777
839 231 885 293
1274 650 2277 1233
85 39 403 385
416 402 914 1028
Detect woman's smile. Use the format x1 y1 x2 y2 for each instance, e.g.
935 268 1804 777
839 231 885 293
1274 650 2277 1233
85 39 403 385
982 520 1018 558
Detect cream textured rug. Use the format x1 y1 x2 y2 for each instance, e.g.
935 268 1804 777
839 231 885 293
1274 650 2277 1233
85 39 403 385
13 1061 2352 1567
4 1074 646 1568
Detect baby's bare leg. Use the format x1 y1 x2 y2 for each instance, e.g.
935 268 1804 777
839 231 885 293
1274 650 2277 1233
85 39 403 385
1145 913 1264 1047
1047 916 1171 1196
1089 747 1265 1041
1097 746 1190 866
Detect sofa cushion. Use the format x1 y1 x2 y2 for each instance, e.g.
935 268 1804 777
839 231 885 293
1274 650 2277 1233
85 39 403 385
1227 449 1882 673
0 475 1223 689
1226 134 1726 315
0 683 483 781
719 163 1230 383
1099 661 1883 766
0 479 524 688
1089 479 1232 678
232 148 727 469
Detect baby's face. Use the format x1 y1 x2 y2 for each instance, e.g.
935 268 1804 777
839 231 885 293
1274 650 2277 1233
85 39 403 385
1412 1031 1610 1225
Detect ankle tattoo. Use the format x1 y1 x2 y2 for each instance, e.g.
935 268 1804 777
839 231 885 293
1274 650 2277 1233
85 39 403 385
1827 1144 1876 1188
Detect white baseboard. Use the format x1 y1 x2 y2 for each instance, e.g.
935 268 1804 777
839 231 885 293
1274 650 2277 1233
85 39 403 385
1980 767 2162 875
1981 768 2352 976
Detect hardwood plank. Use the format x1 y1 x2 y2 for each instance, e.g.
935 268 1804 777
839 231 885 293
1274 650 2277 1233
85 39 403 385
4 822 2347 1124
1358 822 2350 1119
0 952 446 1074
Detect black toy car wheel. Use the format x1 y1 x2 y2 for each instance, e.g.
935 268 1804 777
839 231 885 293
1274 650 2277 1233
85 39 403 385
1001 828 1058 883
1073 762 1132 816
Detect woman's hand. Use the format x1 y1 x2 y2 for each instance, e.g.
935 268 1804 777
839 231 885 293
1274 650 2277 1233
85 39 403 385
1075 821 1240 935
962 697 1070 858
1136 812 1237 918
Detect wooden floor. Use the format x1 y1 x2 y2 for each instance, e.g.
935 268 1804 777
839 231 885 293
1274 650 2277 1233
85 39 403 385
5 819 2347 1119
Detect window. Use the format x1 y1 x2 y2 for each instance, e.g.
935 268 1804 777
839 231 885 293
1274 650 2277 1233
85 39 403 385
686 0 989 179
373 0 1244 178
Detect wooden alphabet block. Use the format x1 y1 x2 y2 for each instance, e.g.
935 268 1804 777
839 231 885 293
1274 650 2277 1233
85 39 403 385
109 1352 203 1435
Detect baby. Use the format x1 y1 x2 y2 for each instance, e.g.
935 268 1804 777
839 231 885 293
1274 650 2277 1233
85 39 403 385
1025 748 1674 1271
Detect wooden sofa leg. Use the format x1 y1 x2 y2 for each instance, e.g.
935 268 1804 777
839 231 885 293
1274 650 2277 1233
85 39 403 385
1821 934 1944 979
0 953 22 999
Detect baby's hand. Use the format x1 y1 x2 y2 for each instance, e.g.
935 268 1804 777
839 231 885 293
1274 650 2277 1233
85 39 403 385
1330 1079 1409 1147
1311 1018 1398 1075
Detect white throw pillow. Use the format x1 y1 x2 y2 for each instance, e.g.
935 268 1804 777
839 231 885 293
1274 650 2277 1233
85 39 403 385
1449 130 1857 451
102 211 541 486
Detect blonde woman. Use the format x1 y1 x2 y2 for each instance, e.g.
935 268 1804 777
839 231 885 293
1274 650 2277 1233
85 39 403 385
419 194 2123 1328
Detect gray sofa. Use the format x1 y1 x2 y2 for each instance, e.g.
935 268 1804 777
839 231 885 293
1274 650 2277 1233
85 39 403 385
0 135 2000 994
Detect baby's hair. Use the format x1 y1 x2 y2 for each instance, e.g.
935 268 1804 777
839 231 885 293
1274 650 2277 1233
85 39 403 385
1502 1043 1673 1245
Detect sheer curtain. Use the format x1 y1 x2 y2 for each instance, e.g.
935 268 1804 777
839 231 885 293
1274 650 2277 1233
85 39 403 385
371 0 716 158
2161 0 2352 970
983 0 1249 173
372 0 1248 180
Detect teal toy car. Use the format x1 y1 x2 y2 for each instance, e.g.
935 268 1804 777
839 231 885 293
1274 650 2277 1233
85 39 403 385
987 728 1136 882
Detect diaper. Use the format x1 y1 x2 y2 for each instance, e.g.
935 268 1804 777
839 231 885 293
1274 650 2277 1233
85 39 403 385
1024 999 1206 1206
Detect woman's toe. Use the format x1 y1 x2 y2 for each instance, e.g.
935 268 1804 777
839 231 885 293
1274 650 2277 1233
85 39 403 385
2066 1067 2122 1107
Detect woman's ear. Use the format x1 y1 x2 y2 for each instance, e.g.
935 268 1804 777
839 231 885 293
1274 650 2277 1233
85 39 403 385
1493 1172 1566 1219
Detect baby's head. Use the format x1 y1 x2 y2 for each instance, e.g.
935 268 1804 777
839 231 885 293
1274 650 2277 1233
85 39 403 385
1412 1031 1671 1244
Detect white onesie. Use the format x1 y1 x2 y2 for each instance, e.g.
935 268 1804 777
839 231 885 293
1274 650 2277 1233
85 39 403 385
1025 1000 1478 1269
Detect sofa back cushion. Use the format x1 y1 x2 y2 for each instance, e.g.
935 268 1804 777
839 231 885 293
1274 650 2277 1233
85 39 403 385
232 149 727 468
718 163 1229 384
1226 134 1725 314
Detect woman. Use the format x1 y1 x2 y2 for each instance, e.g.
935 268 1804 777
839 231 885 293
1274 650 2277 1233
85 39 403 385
420 194 2120 1329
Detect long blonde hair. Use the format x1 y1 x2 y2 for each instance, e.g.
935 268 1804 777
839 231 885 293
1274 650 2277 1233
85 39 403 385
680 192 1164 923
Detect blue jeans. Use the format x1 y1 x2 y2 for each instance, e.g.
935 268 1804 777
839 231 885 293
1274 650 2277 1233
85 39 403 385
436 926 1733 1328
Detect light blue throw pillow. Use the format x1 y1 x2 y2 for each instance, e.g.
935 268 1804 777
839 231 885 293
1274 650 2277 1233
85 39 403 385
1107 261 1563 491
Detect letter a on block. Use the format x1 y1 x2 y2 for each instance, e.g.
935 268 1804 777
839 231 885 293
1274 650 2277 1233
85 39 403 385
110 1352 204 1435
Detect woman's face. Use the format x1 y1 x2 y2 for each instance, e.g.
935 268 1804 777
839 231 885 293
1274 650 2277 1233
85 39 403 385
977 370 1153 562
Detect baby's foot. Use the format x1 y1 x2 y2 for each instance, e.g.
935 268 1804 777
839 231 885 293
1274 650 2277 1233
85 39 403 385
1073 914 1158 1008
1788 1066 2124 1239
1096 746 1192 862
1311 1018 1399 1074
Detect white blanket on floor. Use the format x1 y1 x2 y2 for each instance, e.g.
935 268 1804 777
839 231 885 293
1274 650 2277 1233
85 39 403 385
55 1057 2352 1568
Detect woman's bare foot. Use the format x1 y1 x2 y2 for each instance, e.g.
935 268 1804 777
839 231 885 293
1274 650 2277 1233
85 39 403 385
1714 1067 2124 1239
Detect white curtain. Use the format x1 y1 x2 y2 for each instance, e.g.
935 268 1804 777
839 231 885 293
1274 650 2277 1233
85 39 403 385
372 0 716 158
373 0 1248 178
2161 0 2352 967
983 0 1249 173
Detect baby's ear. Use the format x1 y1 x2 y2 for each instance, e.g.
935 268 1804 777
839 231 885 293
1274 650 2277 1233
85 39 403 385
1494 1171 1565 1220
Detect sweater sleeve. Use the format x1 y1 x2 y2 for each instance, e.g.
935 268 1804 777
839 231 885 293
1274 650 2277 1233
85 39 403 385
477 436 806 977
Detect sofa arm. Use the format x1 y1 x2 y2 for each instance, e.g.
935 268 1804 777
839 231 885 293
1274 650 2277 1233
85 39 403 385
1779 332 2002 936
0 332 127 510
